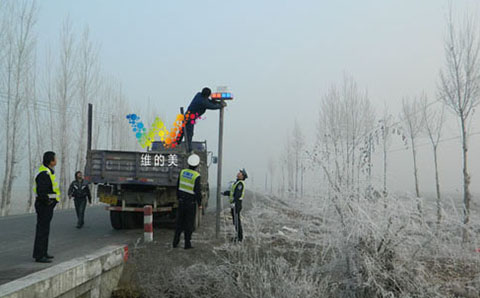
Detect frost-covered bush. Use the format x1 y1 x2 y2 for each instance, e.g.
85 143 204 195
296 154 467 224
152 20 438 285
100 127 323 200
136 191 480 298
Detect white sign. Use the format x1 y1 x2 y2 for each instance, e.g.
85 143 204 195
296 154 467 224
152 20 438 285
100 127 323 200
141 153 178 167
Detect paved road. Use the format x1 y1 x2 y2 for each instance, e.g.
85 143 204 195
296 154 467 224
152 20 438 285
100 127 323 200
0 206 142 285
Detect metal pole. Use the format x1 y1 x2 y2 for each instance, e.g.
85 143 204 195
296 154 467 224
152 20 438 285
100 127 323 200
87 103 92 152
215 100 225 239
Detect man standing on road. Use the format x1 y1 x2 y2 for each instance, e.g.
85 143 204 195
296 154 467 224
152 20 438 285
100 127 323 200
173 154 202 249
32 151 60 263
68 171 92 229
177 87 226 151
223 169 248 242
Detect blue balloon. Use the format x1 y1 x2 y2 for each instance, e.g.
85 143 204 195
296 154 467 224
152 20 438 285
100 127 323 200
136 132 142 138
137 123 144 129
133 128 136 132
131 114 137 120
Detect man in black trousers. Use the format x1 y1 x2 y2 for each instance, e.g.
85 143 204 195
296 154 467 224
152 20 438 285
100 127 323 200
223 169 248 242
33 151 61 263
177 87 225 151
68 171 92 228
173 154 202 249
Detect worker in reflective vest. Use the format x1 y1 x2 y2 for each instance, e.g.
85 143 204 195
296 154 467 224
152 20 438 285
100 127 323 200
176 87 226 151
32 151 61 263
223 169 247 242
173 153 202 249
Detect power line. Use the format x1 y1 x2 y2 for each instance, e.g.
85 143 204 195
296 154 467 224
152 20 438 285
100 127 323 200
0 98 115 122
388 131 480 153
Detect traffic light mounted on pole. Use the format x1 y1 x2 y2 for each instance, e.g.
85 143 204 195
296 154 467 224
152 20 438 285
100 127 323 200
212 90 233 239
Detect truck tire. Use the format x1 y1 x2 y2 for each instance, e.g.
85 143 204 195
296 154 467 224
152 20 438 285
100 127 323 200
110 210 123 230
122 212 137 229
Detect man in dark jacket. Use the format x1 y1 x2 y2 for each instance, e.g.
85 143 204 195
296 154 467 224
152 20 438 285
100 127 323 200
33 151 60 263
177 87 225 151
222 169 247 242
68 171 92 229
173 154 202 249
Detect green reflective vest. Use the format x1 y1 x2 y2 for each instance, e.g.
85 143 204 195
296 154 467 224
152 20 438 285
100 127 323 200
178 169 200 195
229 180 245 203
33 165 61 201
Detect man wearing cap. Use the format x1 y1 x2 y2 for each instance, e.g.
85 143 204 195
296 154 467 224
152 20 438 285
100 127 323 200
222 169 248 242
177 87 226 151
173 153 202 249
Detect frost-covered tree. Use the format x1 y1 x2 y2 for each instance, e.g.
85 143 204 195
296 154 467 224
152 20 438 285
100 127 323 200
421 97 445 224
438 7 480 234
312 75 375 195
400 96 425 199
292 120 304 199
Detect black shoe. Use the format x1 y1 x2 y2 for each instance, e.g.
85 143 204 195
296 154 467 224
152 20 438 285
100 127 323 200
76 225 81 229
35 257 52 263
45 254 54 259
184 246 193 249
173 243 178 248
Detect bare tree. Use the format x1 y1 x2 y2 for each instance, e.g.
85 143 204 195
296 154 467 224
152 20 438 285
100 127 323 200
421 97 445 224
401 96 425 199
43 48 55 148
74 26 99 172
0 0 37 216
312 75 375 197
55 18 77 209
438 7 480 233
267 156 276 194
25 53 38 213
292 120 305 199
378 106 395 200
284 134 294 196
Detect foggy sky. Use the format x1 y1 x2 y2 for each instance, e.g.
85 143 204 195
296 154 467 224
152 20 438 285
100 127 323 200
35 0 480 195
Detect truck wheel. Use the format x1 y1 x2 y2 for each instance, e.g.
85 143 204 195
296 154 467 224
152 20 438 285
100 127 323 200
110 210 123 230
122 212 137 229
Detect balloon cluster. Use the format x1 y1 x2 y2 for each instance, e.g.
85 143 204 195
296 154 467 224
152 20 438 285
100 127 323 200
126 112 204 149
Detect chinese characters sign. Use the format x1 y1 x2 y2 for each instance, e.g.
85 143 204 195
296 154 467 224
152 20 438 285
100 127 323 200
140 153 179 167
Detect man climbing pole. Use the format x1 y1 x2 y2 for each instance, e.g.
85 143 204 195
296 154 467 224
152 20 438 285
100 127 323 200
177 87 226 151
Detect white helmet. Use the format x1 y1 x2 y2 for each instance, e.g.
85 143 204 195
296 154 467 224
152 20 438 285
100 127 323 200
187 153 200 167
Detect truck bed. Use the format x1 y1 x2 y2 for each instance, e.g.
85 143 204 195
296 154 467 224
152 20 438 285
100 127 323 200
85 141 208 187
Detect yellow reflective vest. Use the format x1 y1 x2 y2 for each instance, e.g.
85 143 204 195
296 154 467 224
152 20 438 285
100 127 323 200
33 165 61 201
178 169 200 195
229 180 245 203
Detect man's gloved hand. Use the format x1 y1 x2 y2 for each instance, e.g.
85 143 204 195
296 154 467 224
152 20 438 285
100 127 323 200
230 203 235 209
221 101 227 107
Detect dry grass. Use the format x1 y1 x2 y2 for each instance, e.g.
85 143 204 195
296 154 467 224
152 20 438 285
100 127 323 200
127 191 480 298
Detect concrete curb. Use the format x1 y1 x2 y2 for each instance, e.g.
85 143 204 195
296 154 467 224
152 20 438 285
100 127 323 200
0 245 127 298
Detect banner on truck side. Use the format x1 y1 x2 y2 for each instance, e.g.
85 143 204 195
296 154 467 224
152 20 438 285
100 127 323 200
140 153 178 167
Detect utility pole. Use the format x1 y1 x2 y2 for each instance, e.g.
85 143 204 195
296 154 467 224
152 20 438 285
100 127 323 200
214 90 233 239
